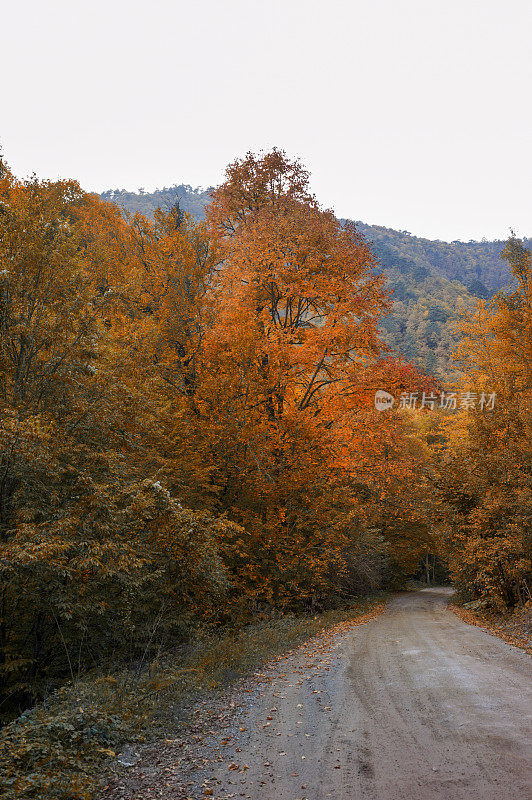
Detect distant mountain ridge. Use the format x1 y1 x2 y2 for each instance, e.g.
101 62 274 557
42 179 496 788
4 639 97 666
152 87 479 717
100 184 527 292
353 221 527 293
100 184 212 222
99 184 524 378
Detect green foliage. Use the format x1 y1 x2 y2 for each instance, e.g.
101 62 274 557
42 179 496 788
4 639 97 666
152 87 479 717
354 221 530 292
0 678 130 799
378 259 476 378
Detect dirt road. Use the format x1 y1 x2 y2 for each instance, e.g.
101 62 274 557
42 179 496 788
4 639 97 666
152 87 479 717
210 588 530 800
104 589 531 799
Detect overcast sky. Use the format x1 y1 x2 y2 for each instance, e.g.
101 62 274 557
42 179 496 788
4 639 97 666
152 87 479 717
2 0 531 241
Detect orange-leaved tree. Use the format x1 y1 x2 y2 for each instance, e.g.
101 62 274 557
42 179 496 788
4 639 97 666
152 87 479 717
169 149 432 610
434 234 532 607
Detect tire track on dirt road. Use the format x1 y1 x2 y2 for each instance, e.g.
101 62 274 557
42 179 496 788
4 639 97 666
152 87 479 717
216 588 531 800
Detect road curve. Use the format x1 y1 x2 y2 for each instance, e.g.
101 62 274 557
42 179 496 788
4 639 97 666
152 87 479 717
217 588 531 800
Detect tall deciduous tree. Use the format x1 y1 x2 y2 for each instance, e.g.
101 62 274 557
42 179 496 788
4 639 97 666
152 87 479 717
177 149 432 608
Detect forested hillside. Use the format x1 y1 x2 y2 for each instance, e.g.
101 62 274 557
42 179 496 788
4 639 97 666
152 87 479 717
379 264 475 380
104 183 529 290
101 185 488 377
354 222 529 292
100 185 211 221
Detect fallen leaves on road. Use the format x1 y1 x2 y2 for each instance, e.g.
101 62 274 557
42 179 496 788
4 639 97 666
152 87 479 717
99 600 388 800
450 603 532 655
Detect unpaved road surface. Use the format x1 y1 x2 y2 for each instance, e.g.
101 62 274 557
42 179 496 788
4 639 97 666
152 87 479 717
216 588 531 800
105 589 531 800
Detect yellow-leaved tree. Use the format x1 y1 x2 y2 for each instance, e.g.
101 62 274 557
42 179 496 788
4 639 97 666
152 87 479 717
433 235 532 607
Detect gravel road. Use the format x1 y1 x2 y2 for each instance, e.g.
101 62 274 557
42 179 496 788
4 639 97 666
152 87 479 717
213 588 531 800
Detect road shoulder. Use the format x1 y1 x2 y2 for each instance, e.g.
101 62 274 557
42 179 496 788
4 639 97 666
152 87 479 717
98 600 387 800
449 601 532 655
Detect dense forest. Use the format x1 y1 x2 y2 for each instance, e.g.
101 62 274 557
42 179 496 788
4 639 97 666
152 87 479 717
1 150 531 798
101 183 529 289
105 184 525 378
100 185 527 287
100 185 211 224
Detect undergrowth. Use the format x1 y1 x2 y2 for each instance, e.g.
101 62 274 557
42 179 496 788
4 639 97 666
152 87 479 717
0 594 386 799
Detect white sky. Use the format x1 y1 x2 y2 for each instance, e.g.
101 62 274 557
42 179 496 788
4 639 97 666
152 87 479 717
1 0 531 241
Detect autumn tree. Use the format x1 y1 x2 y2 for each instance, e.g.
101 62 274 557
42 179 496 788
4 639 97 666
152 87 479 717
0 165 229 715
0 147 435 720
170 149 432 609
433 235 532 607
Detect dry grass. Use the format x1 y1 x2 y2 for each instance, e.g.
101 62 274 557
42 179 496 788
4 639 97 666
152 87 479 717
140 594 388 727
186 596 386 687
0 595 388 799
